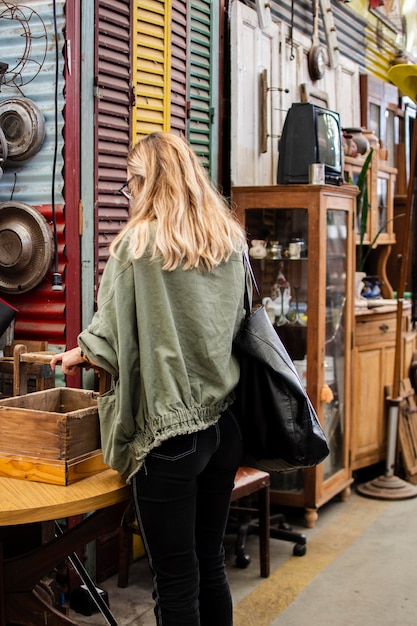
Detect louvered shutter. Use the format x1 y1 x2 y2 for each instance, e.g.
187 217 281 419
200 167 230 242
95 0 131 279
187 0 218 179
170 0 188 136
133 1 171 139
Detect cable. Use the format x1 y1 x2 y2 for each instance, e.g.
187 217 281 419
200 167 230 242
51 0 62 290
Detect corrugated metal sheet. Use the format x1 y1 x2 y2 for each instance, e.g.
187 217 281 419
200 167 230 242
245 1 400 82
267 0 367 70
170 0 188 136
187 0 214 172
0 1 67 345
96 0 132 279
133 0 171 139
268 0 395 92
0 1 65 204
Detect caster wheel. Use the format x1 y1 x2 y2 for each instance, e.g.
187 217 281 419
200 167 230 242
235 553 251 568
293 543 307 557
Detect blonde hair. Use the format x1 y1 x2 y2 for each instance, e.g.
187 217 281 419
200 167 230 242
110 132 246 271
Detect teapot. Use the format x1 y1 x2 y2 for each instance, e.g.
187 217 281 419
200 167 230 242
249 239 267 259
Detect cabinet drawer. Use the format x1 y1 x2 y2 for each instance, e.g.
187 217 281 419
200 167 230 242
355 316 397 346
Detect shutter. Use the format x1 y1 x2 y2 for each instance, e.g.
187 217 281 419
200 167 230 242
187 0 218 176
96 0 131 278
133 0 171 139
170 0 188 136
363 21 400 81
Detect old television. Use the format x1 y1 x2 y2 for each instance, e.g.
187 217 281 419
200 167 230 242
277 102 343 185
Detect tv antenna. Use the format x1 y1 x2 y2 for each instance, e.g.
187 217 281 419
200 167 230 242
0 2 47 90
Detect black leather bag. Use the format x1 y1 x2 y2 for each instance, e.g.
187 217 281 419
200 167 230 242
0 297 17 337
233 255 329 472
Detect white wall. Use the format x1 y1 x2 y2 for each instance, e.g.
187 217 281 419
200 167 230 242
230 0 360 186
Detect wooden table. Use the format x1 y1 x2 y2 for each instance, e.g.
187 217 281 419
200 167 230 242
0 469 130 626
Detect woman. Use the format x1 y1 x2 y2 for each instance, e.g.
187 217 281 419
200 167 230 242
50 132 248 626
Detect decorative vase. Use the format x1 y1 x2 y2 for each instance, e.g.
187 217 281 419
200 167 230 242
354 271 367 307
342 133 358 157
249 239 267 259
362 129 380 150
343 128 370 155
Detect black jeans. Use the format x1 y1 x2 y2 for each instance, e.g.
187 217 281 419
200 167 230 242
131 408 243 626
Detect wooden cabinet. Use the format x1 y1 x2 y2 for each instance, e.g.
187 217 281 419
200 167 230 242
344 150 397 298
232 184 357 527
344 151 397 247
352 305 416 470
388 194 416 298
360 73 399 171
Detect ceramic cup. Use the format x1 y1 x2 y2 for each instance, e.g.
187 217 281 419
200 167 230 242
309 163 325 185
288 242 301 259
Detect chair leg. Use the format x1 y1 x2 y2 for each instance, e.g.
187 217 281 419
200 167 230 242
117 506 134 588
231 503 307 576
269 516 307 557
234 511 251 569
230 490 270 577
258 484 270 578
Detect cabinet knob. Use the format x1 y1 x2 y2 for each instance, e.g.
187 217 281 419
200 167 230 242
379 323 389 333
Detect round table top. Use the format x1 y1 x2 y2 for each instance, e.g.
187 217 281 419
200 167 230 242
0 469 130 526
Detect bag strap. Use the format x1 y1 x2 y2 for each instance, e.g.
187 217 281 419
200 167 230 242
243 250 260 295
243 250 260 315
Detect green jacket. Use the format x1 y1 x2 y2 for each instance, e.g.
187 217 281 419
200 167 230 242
79 230 245 482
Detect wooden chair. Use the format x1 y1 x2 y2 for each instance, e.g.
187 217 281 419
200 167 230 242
117 465 272 586
229 466 271 578
0 340 55 397
230 467 308 576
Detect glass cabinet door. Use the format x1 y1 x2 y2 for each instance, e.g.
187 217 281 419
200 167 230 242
246 208 308 363
245 204 349 489
246 207 309 493
324 209 348 481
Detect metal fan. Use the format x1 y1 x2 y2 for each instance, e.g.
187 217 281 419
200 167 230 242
0 201 54 293
0 3 47 88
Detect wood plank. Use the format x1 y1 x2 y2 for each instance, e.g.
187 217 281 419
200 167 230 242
0 450 108 486
398 378 417 484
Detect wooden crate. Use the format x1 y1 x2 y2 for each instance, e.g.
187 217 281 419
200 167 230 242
0 387 108 485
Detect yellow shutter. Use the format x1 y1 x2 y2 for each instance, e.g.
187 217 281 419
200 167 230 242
133 1 171 139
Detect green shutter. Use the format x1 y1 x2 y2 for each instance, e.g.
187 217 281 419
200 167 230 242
187 0 218 181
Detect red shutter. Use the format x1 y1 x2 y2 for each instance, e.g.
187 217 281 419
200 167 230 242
95 0 132 285
170 0 188 136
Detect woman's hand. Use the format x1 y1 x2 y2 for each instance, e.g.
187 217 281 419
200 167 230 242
50 347 89 376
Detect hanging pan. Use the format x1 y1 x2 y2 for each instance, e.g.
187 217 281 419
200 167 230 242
308 0 325 81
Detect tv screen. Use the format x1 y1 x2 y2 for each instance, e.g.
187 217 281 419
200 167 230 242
277 103 343 185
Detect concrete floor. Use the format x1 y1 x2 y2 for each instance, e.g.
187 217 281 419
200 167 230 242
67 468 417 626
